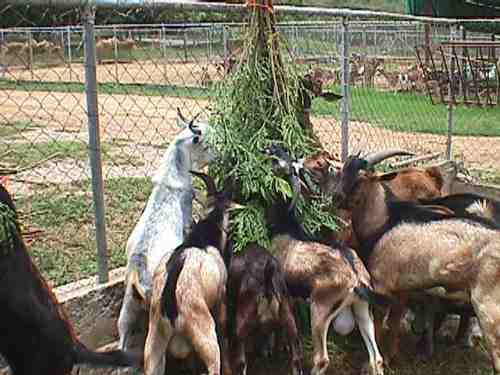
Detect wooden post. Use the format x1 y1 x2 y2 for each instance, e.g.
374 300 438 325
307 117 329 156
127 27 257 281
424 23 431 64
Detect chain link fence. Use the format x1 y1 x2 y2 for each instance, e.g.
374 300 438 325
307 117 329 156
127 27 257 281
1 3 499 286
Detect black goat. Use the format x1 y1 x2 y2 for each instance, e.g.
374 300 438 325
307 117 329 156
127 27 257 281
0 183 141 375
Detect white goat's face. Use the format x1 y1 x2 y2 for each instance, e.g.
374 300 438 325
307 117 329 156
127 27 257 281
176 111 214 171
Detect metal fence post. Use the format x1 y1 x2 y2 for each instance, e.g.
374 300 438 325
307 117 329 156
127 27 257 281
67 26 72 81
0 30 4 79
161 23 168 83
27 30 34 79
446 24 457 160
340 16 350 162
223 25 228 69
83 4 109 284
183 28 188 63
113 26 119 83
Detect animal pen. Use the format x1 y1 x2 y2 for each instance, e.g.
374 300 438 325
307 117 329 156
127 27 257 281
0 1 499 289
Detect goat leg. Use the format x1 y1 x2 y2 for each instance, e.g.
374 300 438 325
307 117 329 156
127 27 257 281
280 299 303 375
118 283 145 351
385 295 408 366
216 296 232 375
353 299 384 375
186 312 221 375
234 303 257 375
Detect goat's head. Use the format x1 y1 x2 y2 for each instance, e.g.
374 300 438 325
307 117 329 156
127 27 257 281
176 108 214 170
189 171 241 213
190 171 242 256
262 144 310 212
302 151 342 194
333 149 413 207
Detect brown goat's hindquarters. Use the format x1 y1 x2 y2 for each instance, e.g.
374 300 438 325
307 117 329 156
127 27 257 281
369 220 494 295
369 219 500 372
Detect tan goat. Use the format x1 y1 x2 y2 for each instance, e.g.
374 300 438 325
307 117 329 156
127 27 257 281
144 173 238 375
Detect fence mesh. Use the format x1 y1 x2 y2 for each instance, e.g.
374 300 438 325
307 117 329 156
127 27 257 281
1 12 499 286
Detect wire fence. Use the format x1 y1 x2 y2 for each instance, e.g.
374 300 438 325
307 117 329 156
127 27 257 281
1 4 499 286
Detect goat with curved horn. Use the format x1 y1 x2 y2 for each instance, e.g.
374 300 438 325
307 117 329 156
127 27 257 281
190 171 216 196
176 107 188 123
188 112 203 136
364 149 414 168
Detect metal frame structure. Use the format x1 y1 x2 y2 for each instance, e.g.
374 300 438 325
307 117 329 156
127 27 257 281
3 0 500 283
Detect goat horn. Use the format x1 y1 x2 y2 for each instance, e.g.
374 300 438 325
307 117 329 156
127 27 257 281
176 107 188 124
324 158 343 169
364 149 414 167
288 173 302 213
188 118 202 136
189 171 217 196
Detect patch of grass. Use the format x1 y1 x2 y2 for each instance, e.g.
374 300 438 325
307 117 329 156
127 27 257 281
0 78 210 99
0 139 143 169
16 176 154 286
0 121 41 138
469 169 500 186
0 140 91 168
313 86 500 137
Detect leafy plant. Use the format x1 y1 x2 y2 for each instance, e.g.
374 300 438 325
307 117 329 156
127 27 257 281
208 1 336 252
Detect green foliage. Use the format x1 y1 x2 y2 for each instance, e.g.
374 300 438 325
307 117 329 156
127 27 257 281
0 202 17 253
208 6 336 251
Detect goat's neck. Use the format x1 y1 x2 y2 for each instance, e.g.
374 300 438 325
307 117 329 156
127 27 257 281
152 142 193 191
351 181 389 244
219 209 231 266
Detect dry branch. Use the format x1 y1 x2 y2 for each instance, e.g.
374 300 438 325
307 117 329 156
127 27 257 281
388 152 442 169
0 152 62 176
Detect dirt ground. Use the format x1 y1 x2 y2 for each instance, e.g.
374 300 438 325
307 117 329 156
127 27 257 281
2 61 224 88
2 89 499 184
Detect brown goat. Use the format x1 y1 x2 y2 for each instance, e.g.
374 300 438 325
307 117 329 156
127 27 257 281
227 243 302 375
144 173 237 375
303 150 444 257
334 152 500 373
304 150 485 359
261 181 385 375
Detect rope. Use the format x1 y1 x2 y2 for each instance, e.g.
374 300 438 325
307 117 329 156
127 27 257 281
246 0 274 13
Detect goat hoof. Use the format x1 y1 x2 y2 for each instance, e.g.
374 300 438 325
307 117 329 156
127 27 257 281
311 359 329 375
360 362 384 375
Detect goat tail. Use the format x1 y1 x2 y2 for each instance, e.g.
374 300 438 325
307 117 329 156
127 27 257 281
354 285 393 308
161 249 187 323
264 257 287 302
73 342 143 368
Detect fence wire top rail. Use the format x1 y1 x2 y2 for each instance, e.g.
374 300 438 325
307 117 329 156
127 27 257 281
4 0 500 24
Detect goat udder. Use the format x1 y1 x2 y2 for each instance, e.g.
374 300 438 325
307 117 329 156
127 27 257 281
332 308 355 336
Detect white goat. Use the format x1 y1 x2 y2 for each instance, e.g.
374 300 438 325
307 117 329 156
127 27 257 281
117 109 213 351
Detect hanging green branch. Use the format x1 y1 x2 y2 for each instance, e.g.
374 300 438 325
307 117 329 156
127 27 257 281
0 202 17 254
208 0 337 252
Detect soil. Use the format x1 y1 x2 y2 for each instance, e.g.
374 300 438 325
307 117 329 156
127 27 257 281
3 61 224 88
2 89 499 194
